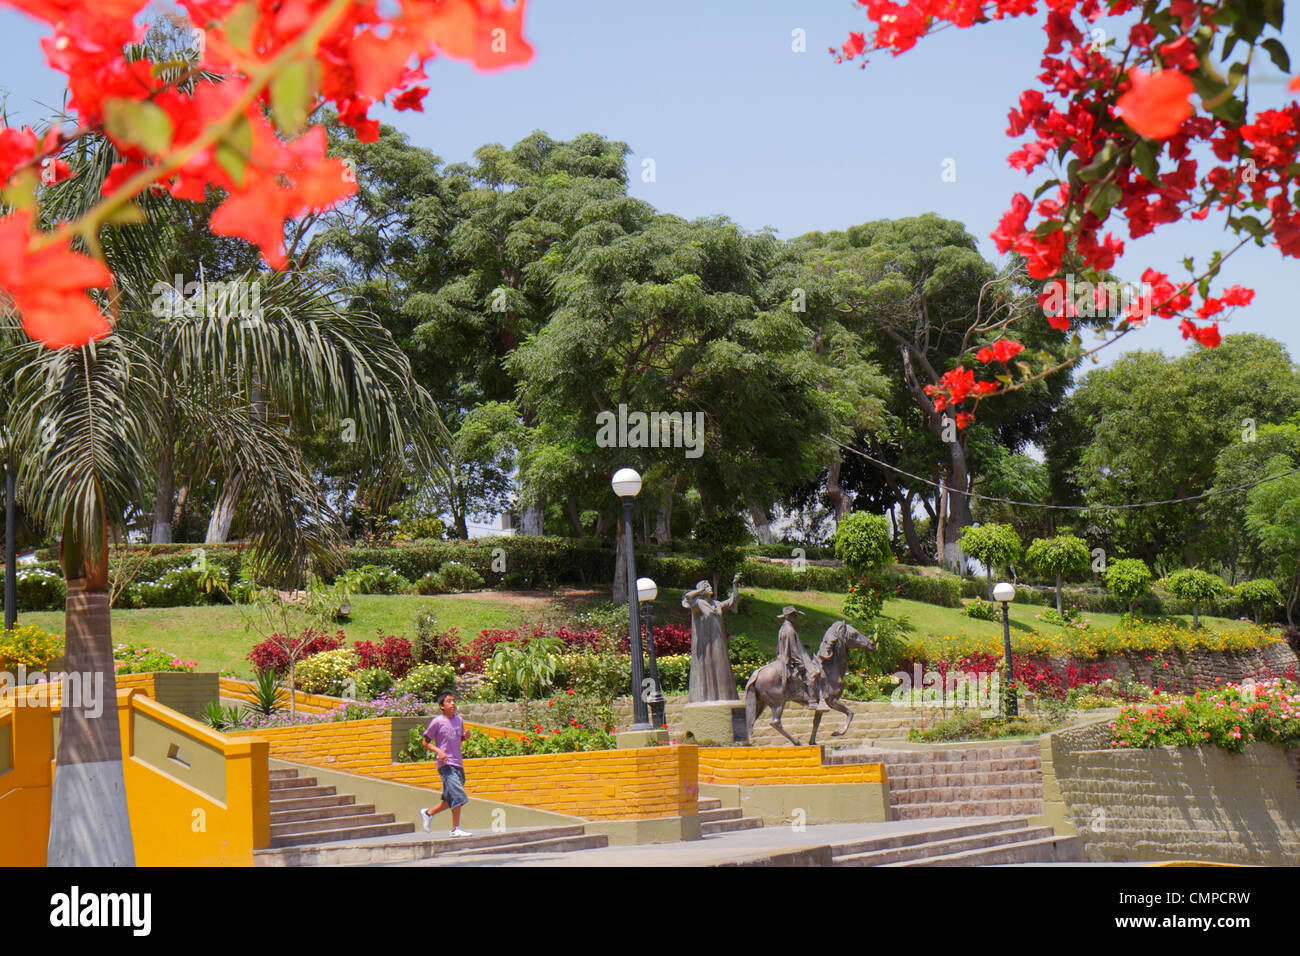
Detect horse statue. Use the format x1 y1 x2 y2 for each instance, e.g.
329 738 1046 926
744 620 875 746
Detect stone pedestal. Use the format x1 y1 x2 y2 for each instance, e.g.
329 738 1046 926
681 701 749 747
615 728 669 749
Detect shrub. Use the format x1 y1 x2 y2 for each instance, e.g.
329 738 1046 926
1110 678 1300 753
113 642 197 674
520 691 618 737
247 629 344 677
412 612 463 666
1159 568 1229 629
656 654 690 694
0 625 64 670
834 512 893 578
395 662 457 701
646 622 691 656
693 514 751 585
339 565 410 595
964 597 997 621
561 649 630 703
435 561 485 593
293 649 358 695
489 635 563 698
10 567 66 612
1105 558 1154 616
878 568 962 607
1235 578 1283 624
351 633 414 678
908 712 1058 742
843 575 886 622
352 667 394 701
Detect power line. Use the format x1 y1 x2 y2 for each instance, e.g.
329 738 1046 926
824 434 1300 512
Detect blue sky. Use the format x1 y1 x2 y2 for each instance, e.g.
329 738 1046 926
2 1 1297 367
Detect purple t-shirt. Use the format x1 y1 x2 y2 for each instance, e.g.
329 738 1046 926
423 714 465 768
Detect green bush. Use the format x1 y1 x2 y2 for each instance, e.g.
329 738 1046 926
395 662 457 701
879 568 963 607
339 565 410 595
352 667 394 700
834 512 893 578
732 562 849 592
693 514 751 584
656 654 690 694
561 649 630 703
1234 578 1283 623
7 567 66 612
1105 558 1155 616
416 561 485 595
1159 568 1229 629
958 523 1022 595
964 597 997 621
293 649 358 695
1024 534 1092 612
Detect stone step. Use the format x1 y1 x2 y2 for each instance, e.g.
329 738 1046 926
270 776 317 790
893 800 1042 819
700 807 743 824
701 816 763 835
876 759 1041 777
439 834 611 857
836 747 1040 764
836 825 1055 866
886 834 1080 866
698 798 723 812
255 825 592 866
271 813 397 838
272 803 377 825
269 821 414 848
883 771 1042 789
890 784 1043 805
269 785 338 802
269 768 300 780
828 818 1025 859
269 793 357 813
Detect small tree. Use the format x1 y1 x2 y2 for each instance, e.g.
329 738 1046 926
240 576 346 718
694 514 751 596
1104 558 1153 617
1160 568 1229 631
1234 578 1283 626
1024 534 1091 615
833 511 894 578
958 523 1022 599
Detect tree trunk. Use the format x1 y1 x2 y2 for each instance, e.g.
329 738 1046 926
1056 572 1063 615
654 475 677 543
519 501 544 536
48 526 133 865
936 481 947 570
565 496 584 537
205 471 244 544
595 511 609 538
151 440 174 544
613 510 629 604
172 481 190 530
943 442 973 573
1192 605 1200 631
749 502 773 545
826 456 852 525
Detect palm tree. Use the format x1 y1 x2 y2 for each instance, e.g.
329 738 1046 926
2 122 453 866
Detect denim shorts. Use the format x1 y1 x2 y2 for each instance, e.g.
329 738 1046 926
438 764 469 809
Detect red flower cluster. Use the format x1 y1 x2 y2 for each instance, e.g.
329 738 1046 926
352 633 414 678
246 628 344 676
0 0 533 348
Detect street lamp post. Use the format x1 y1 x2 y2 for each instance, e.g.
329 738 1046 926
638 577 666 730
994 581 1017 717
612 468 651 731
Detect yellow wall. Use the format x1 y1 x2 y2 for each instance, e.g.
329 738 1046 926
244 719 698 820
698 746 885 787
0 688 270 867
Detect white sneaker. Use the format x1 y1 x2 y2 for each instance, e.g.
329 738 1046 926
449 826 472 838
419 809 432 833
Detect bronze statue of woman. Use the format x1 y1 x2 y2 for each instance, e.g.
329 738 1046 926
682 574 742 702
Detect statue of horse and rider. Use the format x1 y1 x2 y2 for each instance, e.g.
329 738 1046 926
744 607 875 746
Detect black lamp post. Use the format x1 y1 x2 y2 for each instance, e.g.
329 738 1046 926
638 576 666 730
612 468 650 731
994 581 1017 717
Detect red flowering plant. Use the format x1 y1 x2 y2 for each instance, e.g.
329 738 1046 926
836 1 1300 428
0 0 533 348
351 632 414 678
247 627 342 676
1109 677 1300 753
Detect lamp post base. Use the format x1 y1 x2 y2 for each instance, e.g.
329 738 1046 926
616 727 669 749
681 701 748 747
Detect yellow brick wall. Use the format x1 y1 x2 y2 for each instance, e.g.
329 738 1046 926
219 677 340 715
243 719 697 820
697 746 884 786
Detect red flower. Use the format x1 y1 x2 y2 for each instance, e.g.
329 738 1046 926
1117 69 1195 140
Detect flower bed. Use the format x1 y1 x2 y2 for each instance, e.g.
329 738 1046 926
113 642 197 674
1109 679 1300 754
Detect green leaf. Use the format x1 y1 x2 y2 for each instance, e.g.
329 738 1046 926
1078 141 1120 184
1131 140 1162 186
1086 181 1123 218
1261 38 1291 74
270 59 317 135
222 1 260 52
102 99 174 155
215 115 253 187
1032 178 1061 201
104 203 147 226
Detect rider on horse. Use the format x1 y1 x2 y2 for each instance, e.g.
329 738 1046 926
775 606 830 712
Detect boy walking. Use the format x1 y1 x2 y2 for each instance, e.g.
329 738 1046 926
419 691 472 837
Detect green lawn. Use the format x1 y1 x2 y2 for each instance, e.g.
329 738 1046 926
17 594 529 678
14 584 1254 678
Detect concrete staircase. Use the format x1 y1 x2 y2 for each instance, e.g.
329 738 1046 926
827 743 1043 820
699 797 763 835
830 818 1078 866
257 824 611 866
268 767 414 848
743 701 954 747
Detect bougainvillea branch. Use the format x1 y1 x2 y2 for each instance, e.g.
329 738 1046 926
837 0 1299 427
0 0 533 348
